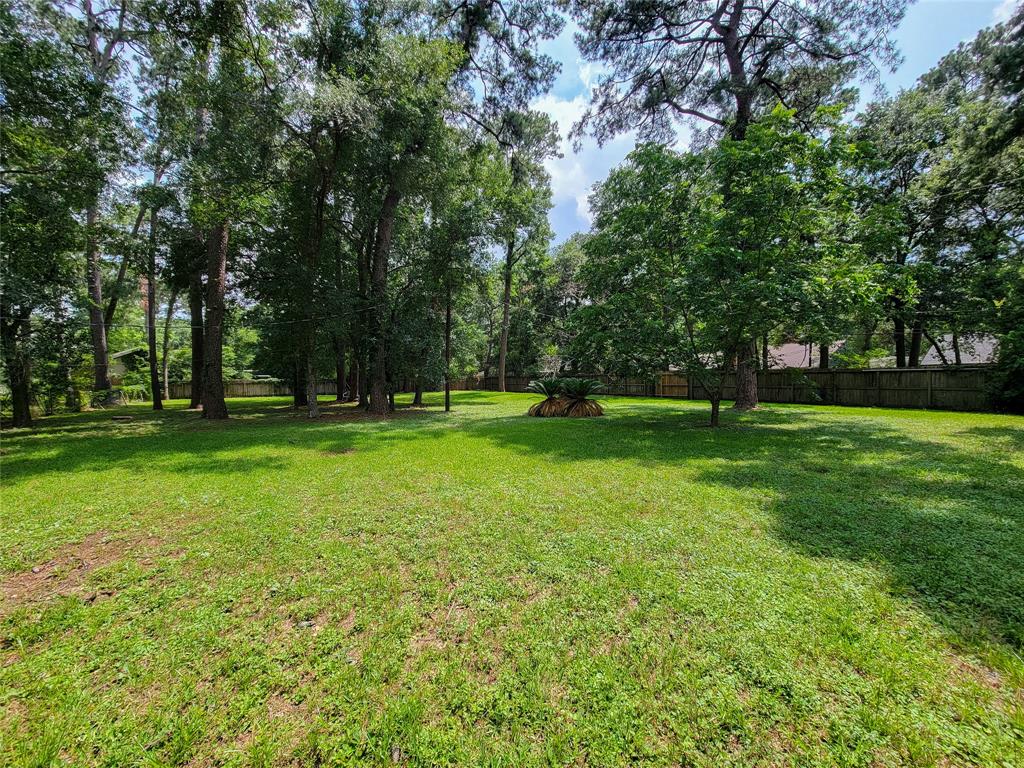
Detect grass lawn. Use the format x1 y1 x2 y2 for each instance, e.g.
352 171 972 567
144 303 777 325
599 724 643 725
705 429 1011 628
1 392 1022 767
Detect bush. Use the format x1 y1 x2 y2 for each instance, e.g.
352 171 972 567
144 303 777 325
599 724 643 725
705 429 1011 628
526 377 606 417
559 378 605 417
989 330 1024 413
526 378 566 417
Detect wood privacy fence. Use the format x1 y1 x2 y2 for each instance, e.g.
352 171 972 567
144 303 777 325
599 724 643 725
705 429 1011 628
166 379 341 400
452 365 995 412
453 374 655 397
169 365 993 411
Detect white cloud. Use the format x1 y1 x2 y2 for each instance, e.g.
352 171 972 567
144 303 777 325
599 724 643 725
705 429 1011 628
994 0 1020 22
534 90 636 232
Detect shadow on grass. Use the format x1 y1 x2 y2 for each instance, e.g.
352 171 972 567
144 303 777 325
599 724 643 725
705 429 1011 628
460 404 1024 652
4 393 1022 653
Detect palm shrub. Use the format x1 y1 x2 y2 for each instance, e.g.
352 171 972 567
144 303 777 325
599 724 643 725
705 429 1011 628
526 378 566 417
559 378 605 417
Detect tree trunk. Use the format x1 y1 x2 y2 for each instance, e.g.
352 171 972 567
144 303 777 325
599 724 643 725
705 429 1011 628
52 301 77 413
333 337 346 402
305 345 319 418
497 237 514 392
413 380 423 406
863 321 876 351
104 203 148 332
445 281 452 413
200 220 229 419
733 340 758 410
161 287 178 400
710 397 721 428
1 310 33 427
146 209 163 410
952 332 962 365
294 359 308 407
923 329 948 365
188 270 204 409
908 321 923 367
357 357 368 408
818 343 829 369
85 204 112 393
368 185 402 415
894 315 906 368
347 362 357 403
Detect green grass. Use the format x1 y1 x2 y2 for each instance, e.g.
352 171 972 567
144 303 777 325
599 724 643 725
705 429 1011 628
1 392 1022 767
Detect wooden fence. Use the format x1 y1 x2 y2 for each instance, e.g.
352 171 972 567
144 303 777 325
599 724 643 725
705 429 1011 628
167 379 340 400
453 365 995 412
169 365 993 412
452 374 655 397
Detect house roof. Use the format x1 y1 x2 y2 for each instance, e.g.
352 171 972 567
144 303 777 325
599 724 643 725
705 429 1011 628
920 334 997 365
110 346 146 359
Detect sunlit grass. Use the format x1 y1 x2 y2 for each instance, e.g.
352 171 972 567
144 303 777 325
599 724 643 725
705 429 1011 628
1 392 1022 766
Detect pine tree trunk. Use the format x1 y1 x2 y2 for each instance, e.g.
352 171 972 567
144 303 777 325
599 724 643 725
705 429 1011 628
334 336 346 402
294 358 308 407
733 340 759 410
188 271 204 409
200 221 230 419
85 204 112 393
305 339 319 418
497 238 514 393
413 381 423 405
953 332 962 365
368 186 401 415
146 209 163 410
818 343 829 369
347 362 357 403
357 357 368 408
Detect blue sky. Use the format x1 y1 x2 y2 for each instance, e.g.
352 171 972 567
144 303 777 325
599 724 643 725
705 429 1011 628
535 0 1021 244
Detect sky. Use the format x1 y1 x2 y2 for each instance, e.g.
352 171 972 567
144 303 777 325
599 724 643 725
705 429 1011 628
534 0 1022 245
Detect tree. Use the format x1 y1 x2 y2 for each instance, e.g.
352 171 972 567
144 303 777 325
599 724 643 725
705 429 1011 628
567 0 906 408
0 1 93 426
575 109 880 425
490 111 557 391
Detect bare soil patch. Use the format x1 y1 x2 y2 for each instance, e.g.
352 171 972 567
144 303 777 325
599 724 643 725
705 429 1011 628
0 531 161 609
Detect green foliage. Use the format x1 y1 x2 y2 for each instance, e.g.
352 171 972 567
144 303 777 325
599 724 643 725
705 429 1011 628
557 377 604 417
526 377 564 416
573 108 881 421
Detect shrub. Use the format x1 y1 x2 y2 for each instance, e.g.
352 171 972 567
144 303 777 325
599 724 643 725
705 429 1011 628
559 378 605 417
526 378 566 417
989 330 1024 413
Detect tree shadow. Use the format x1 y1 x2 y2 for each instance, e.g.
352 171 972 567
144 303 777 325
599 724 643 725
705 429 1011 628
0 399 371 482
461 405 1024 651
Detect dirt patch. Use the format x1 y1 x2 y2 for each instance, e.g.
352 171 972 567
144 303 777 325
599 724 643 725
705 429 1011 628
948 653 1004 692
321 446 356 455
267 692 308 720
409 602 473 655
0 531 161 609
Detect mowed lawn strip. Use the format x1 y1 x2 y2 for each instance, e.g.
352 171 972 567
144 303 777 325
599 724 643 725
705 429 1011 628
1 392 1022 767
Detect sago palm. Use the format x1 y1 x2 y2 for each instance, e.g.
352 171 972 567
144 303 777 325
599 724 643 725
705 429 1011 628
559 378 605 417
526 378 566 417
